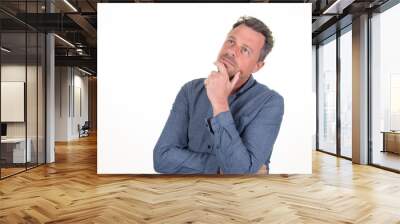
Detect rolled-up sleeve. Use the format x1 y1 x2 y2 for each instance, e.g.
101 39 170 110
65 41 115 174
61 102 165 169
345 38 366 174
208 93 284 174
153 82 215 174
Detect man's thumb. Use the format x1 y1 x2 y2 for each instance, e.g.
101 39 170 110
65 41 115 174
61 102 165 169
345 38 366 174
231 71 240 87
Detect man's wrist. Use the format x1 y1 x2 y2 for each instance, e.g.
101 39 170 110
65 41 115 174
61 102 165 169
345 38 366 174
212 102 229 117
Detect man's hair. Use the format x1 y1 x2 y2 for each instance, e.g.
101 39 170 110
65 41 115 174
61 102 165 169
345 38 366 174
232 16 274 62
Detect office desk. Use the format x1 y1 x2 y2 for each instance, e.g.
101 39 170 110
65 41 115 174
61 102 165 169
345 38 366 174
1 138 32 163
381 131 400 154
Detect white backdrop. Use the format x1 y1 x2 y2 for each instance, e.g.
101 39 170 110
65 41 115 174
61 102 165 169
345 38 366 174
98 3 313 174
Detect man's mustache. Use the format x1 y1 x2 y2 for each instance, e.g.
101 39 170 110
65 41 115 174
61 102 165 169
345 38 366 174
221 54 237 66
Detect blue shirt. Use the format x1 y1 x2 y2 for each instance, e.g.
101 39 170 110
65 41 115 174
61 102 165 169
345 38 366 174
153 75 284 174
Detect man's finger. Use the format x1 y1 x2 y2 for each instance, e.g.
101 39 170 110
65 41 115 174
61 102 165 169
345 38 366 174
210 71 219 77
214 61 228 77
230 71 241 87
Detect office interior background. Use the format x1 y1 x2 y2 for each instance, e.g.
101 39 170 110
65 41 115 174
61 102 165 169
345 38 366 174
0 0 400 223
0 0 97 179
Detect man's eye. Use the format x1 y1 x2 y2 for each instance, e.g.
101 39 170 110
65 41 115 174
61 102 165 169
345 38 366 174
241 47 250 55
227 39 234 44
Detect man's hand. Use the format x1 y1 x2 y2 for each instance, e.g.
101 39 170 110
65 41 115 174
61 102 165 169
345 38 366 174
204 61 240 117
219 164 269 175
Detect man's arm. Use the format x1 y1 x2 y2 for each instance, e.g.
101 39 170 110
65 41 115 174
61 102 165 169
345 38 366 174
153 82 216 174
208 93 284 174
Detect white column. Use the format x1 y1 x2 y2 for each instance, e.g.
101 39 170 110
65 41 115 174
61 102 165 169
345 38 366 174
352 14 369 164
46 1 55 163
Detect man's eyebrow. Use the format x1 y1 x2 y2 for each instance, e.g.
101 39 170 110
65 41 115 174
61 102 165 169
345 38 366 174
242 43 254 53
227 35 254 53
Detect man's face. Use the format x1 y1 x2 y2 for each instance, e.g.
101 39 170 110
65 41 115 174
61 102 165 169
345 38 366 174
217 24 266 81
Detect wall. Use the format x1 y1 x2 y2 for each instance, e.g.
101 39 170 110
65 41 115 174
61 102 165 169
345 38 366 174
1 65 26 138
1 65 41 137
72 70 89 138
55 67 89 141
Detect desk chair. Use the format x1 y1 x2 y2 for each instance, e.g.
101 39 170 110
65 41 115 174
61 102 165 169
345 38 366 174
78 121 90 138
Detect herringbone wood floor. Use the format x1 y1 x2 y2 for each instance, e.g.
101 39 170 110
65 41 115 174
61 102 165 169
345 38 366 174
1 134 400 223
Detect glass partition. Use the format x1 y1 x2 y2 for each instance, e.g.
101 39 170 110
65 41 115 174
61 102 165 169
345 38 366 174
38 32 45 165
1 31 28 177
27 30 38 169
0 1 46 179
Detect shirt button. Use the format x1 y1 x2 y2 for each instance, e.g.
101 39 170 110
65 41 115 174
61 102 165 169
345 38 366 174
207 145 211 149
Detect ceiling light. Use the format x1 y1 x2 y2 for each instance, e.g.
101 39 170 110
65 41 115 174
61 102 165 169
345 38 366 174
63 0 78 12
54 34 75 48
78 67 93 76
1 47 11 53
322 0 355 15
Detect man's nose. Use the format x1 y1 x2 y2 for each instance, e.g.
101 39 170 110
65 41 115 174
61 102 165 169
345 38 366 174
226 45 238 57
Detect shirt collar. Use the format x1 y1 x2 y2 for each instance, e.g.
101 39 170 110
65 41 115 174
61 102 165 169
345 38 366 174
233 74 255 96
228 75 255 102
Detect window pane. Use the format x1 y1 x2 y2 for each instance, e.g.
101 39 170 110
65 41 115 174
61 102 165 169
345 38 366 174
340 29 352 158
371 3 400 171
318 37 337 154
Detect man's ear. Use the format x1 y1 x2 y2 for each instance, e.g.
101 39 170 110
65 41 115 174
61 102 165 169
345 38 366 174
252 61 265 73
